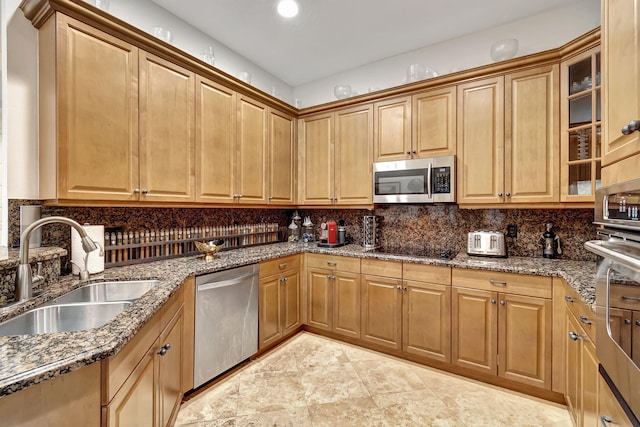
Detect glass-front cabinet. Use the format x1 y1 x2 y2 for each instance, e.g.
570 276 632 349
561 46 602 202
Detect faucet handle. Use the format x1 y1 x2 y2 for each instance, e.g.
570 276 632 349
32 262 44 287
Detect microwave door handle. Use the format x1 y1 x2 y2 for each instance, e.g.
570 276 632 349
427 163 432 199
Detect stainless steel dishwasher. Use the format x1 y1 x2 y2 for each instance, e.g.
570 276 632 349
194 264 258 388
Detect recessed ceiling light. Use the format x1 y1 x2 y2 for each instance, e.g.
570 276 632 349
277 0 299 18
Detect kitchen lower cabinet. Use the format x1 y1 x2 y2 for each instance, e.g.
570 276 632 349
102 285 185 427
598 375 634 426
306 254 361 338
259 255 301 349
451 269 552 390
361 260 452 363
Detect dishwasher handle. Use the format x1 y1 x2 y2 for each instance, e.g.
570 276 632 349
197 272 257 292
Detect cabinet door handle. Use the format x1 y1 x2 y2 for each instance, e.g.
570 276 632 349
621 120 640 135
601 415 612 426
396 285 402 290
568 331 580 341
412 150 417 154
564 295 574 303
141 189 149 194
279 263 288 269
500 300 505 305
157 343 171 356
133 188 140 194
580 316 592 325
505 192 511 197
625 319 632 325
326 275 336 280
498 192 503 197
489 279 507 285
635 320 640 327
403 286 407 291
491 299 496 304
622 295 640 301
406 151 411 155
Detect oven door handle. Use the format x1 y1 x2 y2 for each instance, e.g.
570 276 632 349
585 240 640 272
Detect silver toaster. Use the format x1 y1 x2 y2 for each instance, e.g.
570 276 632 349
467 231 507 257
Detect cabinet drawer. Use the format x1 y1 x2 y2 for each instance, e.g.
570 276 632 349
260 254 300 277
611 283 640 311
403 263 451 285
160 286 184 332
563 282 596 342
452 268 552 299
306 254 360 273
361 258 402 279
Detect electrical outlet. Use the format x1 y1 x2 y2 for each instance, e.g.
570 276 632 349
507 224 518 238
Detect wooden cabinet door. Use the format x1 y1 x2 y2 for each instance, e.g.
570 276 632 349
51 15 139 201
282 270 301 335
299 113 334 205
452 287 497 374
307 268 332 330
634 311 640 367
565 310 582 424
582 337 599 427
195 76 236 203
412 86 457 157
373 96 411 161
505 66 559 203
105 341 156 427
361 275 402 349
268 109 296 204
157 308 184 427
457 77 505 204
602 0 640 167
332 271 361 339
259 274 282 349
237 95 268 204
139 52 195 202
335 104 373 205
498 294 552 389
403 280 451 363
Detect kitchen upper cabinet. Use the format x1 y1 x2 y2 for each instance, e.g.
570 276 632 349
39 13 140 201
602 0 640 181
139 52 195 202
373 88 456 162
268 109 296 204
195 76 236 203
458 66 559 205
236 95 268 204
412 86 457 157
373 96 412 161
299 105 373 205
560 47 602 202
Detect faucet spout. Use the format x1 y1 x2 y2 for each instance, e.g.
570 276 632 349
15 216 99 303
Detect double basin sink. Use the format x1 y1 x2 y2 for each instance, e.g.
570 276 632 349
0 280 159 337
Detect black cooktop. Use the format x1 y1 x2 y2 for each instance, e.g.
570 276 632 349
368 246 455 260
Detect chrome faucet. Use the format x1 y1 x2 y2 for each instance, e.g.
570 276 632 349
15 216 99 303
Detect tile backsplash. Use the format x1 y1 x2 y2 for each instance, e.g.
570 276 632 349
9 200 597 264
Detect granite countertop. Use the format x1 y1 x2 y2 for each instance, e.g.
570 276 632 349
0 243 597 397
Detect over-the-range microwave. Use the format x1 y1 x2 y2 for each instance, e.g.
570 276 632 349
373 156 455 204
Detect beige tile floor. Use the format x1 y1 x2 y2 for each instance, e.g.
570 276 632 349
175 332 572 427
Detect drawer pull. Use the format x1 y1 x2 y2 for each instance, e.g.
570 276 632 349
279 263 288 269
568 331 580 341
622 295 640 302
326 275 336 280
579 316 592 325
489 279 507 285
601 415 612 426
564 296 574 303
327 261 337 266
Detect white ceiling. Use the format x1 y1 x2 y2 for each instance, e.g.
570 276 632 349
151 0 579 86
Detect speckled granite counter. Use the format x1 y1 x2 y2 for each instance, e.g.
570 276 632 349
0 243 597 397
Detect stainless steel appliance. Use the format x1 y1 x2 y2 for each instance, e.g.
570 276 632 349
585 178 640 425
467 231 507 257
373 156 455 204
194 264 258 388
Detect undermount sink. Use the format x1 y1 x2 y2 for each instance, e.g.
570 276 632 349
0 301 131 337
46 280 160 305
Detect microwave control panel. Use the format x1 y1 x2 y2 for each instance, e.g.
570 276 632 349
432 167 451 194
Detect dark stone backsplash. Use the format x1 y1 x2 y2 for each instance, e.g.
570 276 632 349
9 200 596 263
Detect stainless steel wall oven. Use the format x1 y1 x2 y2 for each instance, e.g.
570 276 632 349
586 178 640 426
